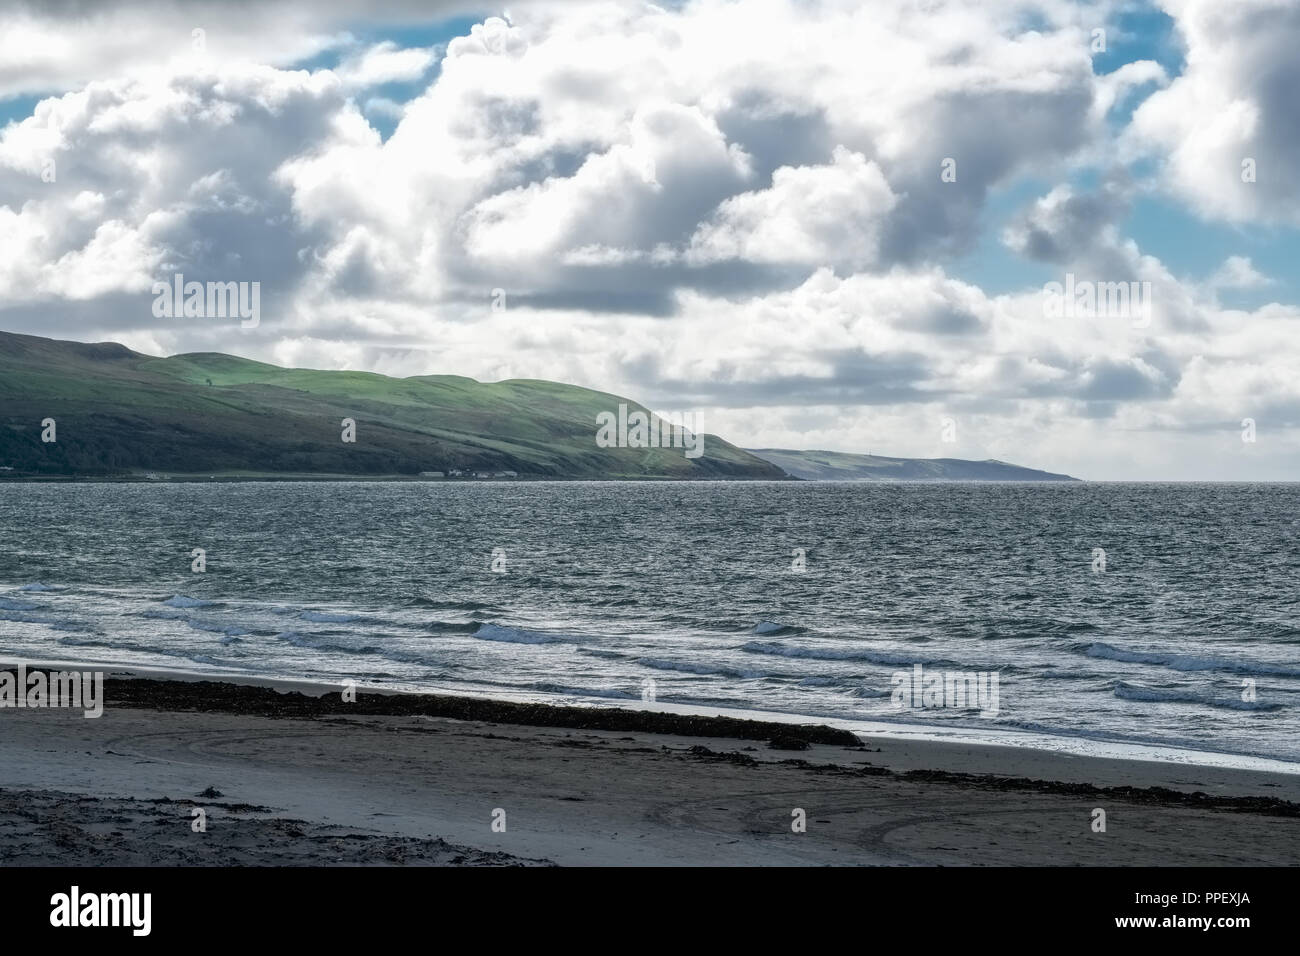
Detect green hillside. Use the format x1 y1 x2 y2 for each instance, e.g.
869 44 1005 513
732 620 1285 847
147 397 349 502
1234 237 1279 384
0 331 786 479
747 448 1080 481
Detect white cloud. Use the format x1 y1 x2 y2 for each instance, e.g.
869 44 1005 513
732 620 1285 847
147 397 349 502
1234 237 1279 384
1126 0 1300 223
687 147 897 270
0 0 478 99
335 42 438 90
269 1 1113 309
1209 255 1272 290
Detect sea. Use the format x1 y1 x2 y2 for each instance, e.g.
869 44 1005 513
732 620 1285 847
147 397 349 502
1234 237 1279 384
2 480 1298 766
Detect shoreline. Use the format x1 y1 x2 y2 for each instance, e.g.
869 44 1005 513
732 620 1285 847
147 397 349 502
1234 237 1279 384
5 657 1295 775
3 664 1299 865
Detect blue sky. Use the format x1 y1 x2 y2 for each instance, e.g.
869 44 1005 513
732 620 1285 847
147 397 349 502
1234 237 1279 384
290 15 489 139
949 2 1300 309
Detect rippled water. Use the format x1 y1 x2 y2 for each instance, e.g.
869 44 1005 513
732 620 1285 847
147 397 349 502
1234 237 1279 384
2 481 1298 762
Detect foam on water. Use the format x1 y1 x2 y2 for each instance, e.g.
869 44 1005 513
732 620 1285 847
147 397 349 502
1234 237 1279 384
298 610 360 624
1081 641 1300 678
162 595 215 608
472 623 573 644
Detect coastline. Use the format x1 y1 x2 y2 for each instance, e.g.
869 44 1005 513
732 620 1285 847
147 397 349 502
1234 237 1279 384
3 663 1298 866
7 657 1296 774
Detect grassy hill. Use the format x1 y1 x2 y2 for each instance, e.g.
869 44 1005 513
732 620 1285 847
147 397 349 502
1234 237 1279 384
0 331 786 480
747 448 1080 481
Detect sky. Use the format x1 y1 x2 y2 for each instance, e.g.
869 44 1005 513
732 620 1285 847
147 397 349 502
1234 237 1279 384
0 0 1297 481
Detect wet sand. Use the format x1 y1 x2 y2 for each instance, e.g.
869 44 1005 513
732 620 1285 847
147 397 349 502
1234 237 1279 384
2 668 1298 866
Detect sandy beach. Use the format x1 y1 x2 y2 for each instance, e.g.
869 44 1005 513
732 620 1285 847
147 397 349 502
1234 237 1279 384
1 666 1298 866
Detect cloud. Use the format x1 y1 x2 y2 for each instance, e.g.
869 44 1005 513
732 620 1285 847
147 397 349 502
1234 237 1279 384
1002 179 1212 333
0 1 1118 333
335 42 439 90
1125 0 1300 223
1002 182 1131 264
1091 59 1167 120
0 0 482 99
1208 255 1272 290
271 1 1114 312
686 147 897 270
0 62 358 339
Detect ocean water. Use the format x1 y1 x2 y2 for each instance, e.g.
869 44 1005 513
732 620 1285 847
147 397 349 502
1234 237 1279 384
2 481 1298 764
